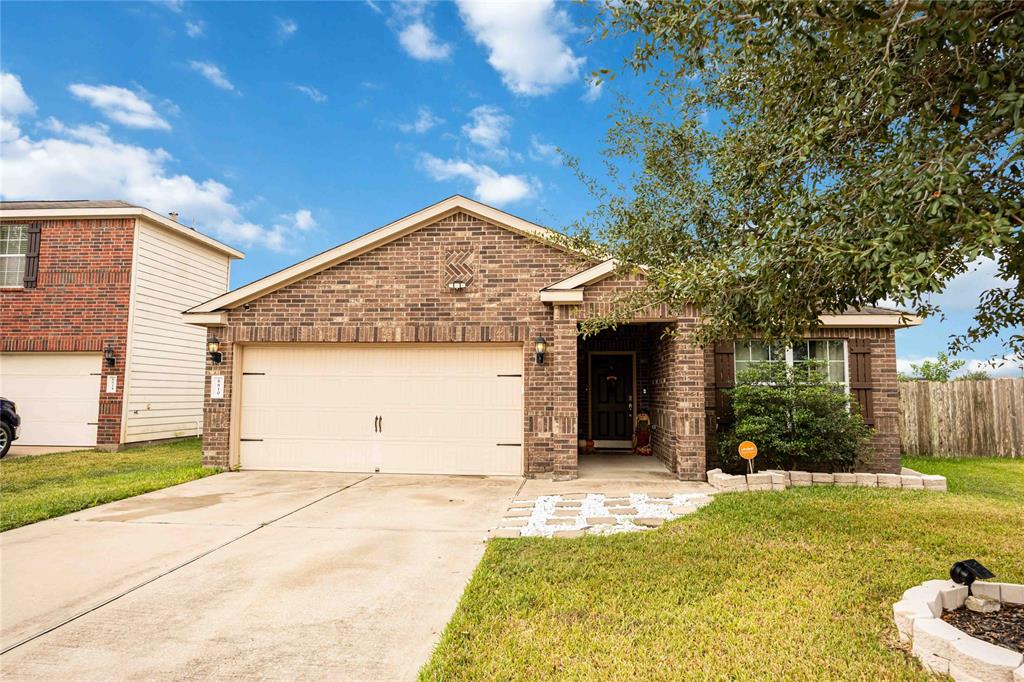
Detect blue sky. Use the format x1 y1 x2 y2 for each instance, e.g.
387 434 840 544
1 1 1019 376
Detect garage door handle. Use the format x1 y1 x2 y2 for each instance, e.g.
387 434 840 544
374 415 381 433
379 416 383 433
496 443 521 447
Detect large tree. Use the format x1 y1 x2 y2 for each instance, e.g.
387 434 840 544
573 0 1022 354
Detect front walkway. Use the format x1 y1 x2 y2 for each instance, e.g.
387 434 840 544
0 471 520 680
522 453 713 496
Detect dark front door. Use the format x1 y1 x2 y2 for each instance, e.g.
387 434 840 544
590 354 634 442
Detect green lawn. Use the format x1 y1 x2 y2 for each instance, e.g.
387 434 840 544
422 457 1024 680
0 438 217 532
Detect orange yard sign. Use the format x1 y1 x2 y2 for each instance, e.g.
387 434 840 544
738 441 758 460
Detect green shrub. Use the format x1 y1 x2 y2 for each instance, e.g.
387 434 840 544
720 361 873 472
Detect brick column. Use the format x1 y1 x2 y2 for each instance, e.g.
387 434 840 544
202 337 233 469
550 318 579 479
673 327 707 480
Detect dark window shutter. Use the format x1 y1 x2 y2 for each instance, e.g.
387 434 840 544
713 341 736 427
23 222 41 289
848 338 874 425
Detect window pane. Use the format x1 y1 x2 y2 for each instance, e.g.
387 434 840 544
829 340 845 361
735 341 751 363
829 361 846 383
0 224 28 256
0 255 25 286
792 341 809 362
749 341 770 362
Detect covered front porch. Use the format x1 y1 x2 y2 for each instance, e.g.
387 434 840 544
573 321 708 480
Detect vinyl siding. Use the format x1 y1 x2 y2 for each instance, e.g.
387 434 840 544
124 219 230 443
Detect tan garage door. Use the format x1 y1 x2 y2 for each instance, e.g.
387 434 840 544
239 345 523 475
0 353 101 446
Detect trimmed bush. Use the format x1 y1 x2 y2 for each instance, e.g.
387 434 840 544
720 361 872 472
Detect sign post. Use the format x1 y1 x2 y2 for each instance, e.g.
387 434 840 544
738 440 758 474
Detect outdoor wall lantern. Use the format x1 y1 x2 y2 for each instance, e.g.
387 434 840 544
103 344 116 368
208 336 223 365
950 559 994 594
535 336 547 365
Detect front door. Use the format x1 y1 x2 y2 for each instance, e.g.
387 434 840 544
590 353 634 446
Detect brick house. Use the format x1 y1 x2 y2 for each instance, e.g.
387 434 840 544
183 196 918 479
0 200 243 450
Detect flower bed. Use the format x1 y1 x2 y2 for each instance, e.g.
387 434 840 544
705 467 947 493
893 579 1024 680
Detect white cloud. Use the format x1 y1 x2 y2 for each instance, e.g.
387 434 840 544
582 76 603 103
385 1 451 61
185 19 205 37
419 154 534 205
881 257 1018 313
462 105 511 157
68 84 171 131
933 257 1017 311
275 16 298 41
291 84 327 103
529 135 561 165
265 208 317 251
1 73 36 118
0 75 303 253
398 22 452 61
188 60 236 92
897 354 1024 379
456 0 584 96
399 106 443 134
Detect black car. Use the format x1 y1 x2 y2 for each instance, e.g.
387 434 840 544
1 398 20 458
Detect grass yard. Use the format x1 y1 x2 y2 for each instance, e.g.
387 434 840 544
0 438 216 532
422 457 1024 680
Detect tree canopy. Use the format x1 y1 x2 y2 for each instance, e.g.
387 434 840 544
575 0 1022 354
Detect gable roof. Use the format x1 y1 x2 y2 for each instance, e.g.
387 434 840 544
0 200 244 259
185 195 566 314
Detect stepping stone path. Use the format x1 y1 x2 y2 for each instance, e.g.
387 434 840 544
490 493 714 539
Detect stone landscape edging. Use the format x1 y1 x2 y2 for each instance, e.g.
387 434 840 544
894 579 1024 680
705 467 948 493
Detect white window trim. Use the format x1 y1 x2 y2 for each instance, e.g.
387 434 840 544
735 340 850 394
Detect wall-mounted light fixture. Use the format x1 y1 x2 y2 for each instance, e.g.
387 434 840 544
447 280 467 291
103 344 116 368
208 335 223 365
535 336 547 365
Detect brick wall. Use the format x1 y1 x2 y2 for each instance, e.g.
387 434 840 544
203 211 591 475
1 218 135 445
703 327 901 474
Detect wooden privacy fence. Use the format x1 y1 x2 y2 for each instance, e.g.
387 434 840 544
898 378 1024 457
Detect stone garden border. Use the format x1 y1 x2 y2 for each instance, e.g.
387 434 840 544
705 467 947 493
894 579 1024 680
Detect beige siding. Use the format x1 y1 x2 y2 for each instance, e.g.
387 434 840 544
124 219 230 443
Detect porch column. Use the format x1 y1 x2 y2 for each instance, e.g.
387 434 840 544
551 317 579 479
674 329 707 479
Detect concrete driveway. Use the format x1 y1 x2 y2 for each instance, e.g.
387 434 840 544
0 471 522 680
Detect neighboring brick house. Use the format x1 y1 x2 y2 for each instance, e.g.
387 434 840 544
0 200 243 450
183 196 918 479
